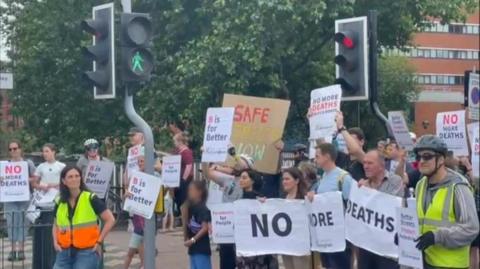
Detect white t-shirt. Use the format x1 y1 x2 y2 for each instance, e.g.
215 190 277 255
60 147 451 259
34 161 66 185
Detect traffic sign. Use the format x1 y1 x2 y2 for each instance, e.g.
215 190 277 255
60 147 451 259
0 73 13 90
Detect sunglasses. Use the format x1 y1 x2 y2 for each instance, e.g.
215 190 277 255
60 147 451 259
416 153 437 162
87 146 99 151
8 147 19 152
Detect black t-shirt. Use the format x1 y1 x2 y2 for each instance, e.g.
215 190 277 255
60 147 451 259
187 203 211 255
260 173 281 198
336 152 365 181
242 191 262 200
54 192 107 221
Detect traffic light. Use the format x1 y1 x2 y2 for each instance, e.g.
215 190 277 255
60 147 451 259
334 17 368 101
81 3 115 99
120 13 154 82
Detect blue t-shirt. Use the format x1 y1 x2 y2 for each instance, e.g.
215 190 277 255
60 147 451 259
315 167 353 200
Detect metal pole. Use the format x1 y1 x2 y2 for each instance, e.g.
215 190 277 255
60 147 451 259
124 86 156 269
368 10 394 138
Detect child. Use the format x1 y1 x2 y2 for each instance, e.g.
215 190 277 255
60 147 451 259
162 188 175 232
184 180 212 269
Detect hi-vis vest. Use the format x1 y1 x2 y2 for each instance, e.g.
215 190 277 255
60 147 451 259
55 191 100 249
415 177 470 268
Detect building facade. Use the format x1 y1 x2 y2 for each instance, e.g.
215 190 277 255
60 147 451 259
386 12 479 136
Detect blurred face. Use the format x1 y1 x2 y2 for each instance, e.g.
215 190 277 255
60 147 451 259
377 142 385 152
239 171 254 191
129 132 144 146
8 142 22 159
363 151 384 179
62 169 81 190
351 134 365 147
314 148 328 169
42 147 55 162
385 144 399 159
282 172 298 194
417 150 442 175
138 156 145 171
87 145 99 158
188 184 201 202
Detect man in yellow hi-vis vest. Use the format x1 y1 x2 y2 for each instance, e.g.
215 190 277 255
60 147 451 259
413 135 479 269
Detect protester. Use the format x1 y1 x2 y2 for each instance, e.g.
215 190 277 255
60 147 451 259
377 140 386 153
77 138 110 177
52 166 115 269
173 132 194 216
281 167 311 269
307 143 353 269
3 140 36 261
413 135 479 269
298 162 319 191
292 143 309 167
259 140 285 199
129 127 145 146
35 143 66 190
334 112 366 181
184 180 212 269
161 188 175 232
356 150 404 269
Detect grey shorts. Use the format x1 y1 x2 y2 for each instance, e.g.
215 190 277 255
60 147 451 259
128 233 143 249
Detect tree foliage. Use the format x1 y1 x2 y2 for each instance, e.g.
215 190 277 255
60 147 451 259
1 0 477 153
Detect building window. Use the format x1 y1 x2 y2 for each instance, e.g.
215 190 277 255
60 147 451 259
385 47 479 60
416 74 464 85
425 21 479 35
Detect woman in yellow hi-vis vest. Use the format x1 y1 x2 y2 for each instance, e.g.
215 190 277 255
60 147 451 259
52 166 115 269
413 135 479 269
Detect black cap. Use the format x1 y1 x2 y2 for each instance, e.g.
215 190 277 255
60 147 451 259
128 127 143 135
293 143 307 152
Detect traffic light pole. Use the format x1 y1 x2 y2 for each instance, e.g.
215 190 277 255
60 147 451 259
368 10 394 138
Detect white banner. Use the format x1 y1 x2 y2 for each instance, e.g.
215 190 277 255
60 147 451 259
0 161 30 202
124 170 162 219
161 155 181 187
468 73 479 120
388 111 414 151
436 110 468 156
210 203 235 244
207 181 224 209
306 192 346 253
85 160 114 199
126 145 142 176
397 206 423 269
468 122 480 178
345 184 402 258
234 199 310 257
202 107 235 163
308 85 342 139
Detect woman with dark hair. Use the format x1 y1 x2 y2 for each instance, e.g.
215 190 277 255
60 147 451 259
52 166 115 269
281 167 311 269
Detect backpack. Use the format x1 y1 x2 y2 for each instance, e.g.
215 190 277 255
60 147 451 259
336 169 349 192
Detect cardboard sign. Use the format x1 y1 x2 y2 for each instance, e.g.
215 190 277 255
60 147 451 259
468 122 479 178
345 184 402 258
85 160 114 199
309 85 342 139
162 155 181 187
126 145 142 176
223 94 290 174
124 170 162 219
202 107 235 162
436 110 468 156
234 199 310 257
306 192 346 253
210 203 235 244
397 206 423 269
468 73 479 120
0 161 30 202
388 111 414 151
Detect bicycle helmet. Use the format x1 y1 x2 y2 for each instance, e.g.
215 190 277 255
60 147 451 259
413 135 448 156
239 154 255 169
84 138 99 148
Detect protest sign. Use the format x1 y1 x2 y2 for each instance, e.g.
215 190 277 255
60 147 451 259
126 145 142 176
468 122 479 178
397 206 423 269
388 111 414 151
335 133 349 154
234 199 310 257
345 184 402 258
0 161 30 202
32 188 59 207
202 107 235 163
306 192 346 253
85 160 114 199
162 155 181 187
210 203 235 244
124 170 162 219
436 110 468 156
308 85 342 139
207 181 224 209
223 94 290 174
468 73 479 120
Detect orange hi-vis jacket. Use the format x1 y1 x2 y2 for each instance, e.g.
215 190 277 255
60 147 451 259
55 191 100 249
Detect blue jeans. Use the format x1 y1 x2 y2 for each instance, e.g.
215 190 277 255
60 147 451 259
53 248 99 269
4 201 29 243
190 254 212 269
